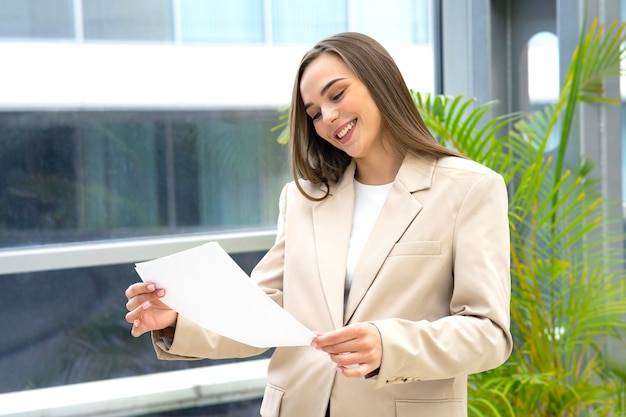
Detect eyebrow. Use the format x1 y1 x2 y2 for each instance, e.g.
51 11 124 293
303 77 346 110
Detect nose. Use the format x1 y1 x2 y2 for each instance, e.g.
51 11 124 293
321 106 339 125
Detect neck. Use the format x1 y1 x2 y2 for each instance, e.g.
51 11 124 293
354 153 403 185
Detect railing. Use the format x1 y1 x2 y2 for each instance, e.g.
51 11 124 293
0 230 276 416
0 229 277 275
0 358 269 417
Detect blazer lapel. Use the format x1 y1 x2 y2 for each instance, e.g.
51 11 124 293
344 155 435 324
313 163 357 330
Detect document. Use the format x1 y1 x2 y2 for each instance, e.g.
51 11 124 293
134 241 315 348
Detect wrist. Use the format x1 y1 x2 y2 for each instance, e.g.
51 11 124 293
158 326 175 339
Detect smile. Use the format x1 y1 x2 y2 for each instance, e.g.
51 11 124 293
336 120 356 139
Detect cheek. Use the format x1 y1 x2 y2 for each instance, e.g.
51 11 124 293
315 127 343 150
366 103 383 133
314 125 331 142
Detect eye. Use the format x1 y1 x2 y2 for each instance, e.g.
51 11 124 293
332 90 345 101
311 111 322 121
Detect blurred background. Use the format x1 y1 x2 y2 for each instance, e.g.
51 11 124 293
0 0 623 416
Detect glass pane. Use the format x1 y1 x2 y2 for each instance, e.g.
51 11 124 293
0 0 74 39
0 251 268 394
351 0 430 45
82 0 173 41
180 0 264 43
272 0 347 44
527 31 560 151
0 111 290 248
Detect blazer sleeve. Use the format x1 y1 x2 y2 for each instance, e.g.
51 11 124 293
370 171 513 388
152 184 289 360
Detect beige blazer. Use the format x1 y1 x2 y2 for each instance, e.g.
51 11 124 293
154 154 513 417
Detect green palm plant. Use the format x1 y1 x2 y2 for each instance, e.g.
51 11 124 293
414 16 626 416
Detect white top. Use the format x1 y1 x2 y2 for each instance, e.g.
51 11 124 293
345 180 393 300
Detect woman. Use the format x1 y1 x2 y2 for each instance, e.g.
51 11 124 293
125 32 512 417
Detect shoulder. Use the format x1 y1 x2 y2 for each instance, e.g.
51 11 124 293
403 155 507 201
435 156 500 177
432 156 505 187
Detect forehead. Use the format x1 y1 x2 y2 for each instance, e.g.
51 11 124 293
299 53 354 97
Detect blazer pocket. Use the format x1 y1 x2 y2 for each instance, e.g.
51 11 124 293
396 399 465 417
388 241 441 257
260 384 285 417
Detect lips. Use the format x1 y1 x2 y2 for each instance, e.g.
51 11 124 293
335 119 357 142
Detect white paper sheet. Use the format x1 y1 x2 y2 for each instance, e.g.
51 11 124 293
134 241 315 348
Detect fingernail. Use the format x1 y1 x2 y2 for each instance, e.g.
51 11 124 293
147 284 156 291
336 367 344 373
142 301 151 309
310 342 319 349
133 320 140 327
156 289 165 297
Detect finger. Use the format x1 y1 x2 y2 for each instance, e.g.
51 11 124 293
125 282 155 299
126 291 153 311
327 323 381 349
314 322 375 348
328 351 360 367
316 330 372 354
130 317 148 337
329 348 379 367
125 288 166 312
319 339 359 354
126 309 146 337
125 292 159 311
313 329 357 350
331 352 379 378
336 363 375 378
127 299 159 336
125 300 148 324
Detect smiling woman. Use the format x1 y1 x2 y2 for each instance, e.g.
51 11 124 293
126 32 512 417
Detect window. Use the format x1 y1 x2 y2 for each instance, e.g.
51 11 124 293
83 0 173 41
527 31 560 151
179 0 264 43
0 111 289 248
0 0 74 39
351 0 431 45
271 0 347 44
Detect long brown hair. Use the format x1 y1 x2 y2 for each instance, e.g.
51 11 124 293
290 32 459 200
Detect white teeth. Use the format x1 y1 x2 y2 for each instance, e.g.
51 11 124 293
337 121 356 139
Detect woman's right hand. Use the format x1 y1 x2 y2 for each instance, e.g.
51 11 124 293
125 282 178 337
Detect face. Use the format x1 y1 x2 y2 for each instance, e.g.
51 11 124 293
299 53 389 163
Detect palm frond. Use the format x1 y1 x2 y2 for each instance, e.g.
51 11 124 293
412 91 523 180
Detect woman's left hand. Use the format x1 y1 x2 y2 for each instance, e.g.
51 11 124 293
312 322 382 378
